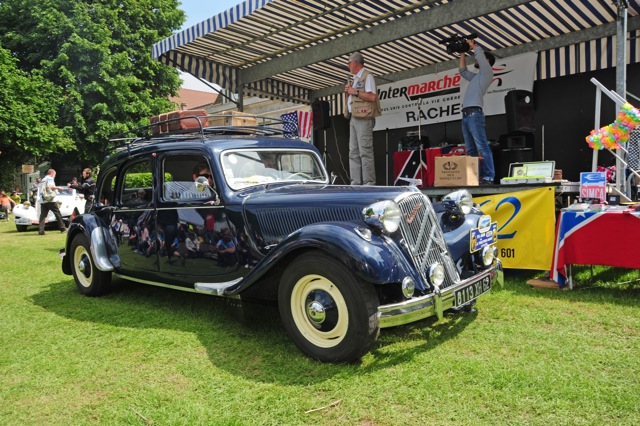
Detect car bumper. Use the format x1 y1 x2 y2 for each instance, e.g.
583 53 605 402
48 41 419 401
14 217 36 225
377 259 503 328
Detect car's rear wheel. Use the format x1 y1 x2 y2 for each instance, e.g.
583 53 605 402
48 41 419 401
70 233 112 296
16 225 28 232
278 251 380 363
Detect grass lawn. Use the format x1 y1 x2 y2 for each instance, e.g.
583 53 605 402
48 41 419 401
1 218 640 425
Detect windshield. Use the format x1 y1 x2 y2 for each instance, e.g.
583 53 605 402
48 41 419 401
57 188 75 196
221 149 328 190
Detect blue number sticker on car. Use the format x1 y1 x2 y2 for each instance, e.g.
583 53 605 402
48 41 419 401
470 222 498 253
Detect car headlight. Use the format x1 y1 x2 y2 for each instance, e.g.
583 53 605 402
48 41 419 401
401 277 415 298
442 189 473 215
362 200 401 234
429 263 445 287
23 201 31 208
481 245 496 266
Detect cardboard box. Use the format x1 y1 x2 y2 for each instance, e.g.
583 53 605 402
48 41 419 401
434 156 479 187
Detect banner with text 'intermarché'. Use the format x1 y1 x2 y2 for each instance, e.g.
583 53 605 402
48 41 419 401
474 187 555 270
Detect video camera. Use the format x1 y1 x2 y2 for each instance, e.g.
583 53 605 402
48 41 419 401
439 32 478 54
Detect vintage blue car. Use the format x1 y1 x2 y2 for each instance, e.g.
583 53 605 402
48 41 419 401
60 115 503 363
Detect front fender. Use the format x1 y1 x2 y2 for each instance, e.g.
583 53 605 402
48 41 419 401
228 222 424 294
62 214 119 275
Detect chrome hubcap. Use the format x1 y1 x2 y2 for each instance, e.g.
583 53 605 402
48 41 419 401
306 300 326 325
304 289 339 332
77 256 90 279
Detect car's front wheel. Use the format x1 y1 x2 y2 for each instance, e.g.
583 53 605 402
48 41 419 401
278 251 380 363
70 233 112 296
15 224 28 232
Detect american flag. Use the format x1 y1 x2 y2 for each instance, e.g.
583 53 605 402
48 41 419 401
281 111 313 139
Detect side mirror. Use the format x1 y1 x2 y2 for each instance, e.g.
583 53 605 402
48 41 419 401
195 176 220 205
195 176 210 191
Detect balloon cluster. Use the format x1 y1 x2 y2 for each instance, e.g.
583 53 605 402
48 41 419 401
586 102 640 150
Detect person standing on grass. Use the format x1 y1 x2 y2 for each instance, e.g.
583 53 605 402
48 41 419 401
68 168 96 213
29 178 41 204
10 189 21 206
38 169 67 235
0 190 16 221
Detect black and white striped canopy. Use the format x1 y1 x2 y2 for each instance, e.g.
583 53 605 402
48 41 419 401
152 0 640 105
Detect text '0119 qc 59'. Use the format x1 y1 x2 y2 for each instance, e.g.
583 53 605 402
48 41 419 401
60 113 503 363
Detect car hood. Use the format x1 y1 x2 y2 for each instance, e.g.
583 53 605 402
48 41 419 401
241 184 418 246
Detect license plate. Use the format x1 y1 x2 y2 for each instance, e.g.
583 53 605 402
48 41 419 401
14 218 30 225
454 276 491 306
470 222 498 252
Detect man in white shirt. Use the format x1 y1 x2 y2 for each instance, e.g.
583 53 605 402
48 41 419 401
38 169 67 235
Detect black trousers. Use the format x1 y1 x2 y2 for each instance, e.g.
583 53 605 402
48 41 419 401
39 202 66 233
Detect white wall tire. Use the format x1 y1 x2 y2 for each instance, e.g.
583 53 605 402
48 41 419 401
289 273 350 349
70 233 112 296
279 251 380 362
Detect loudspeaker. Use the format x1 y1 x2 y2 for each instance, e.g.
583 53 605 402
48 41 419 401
505 90 535 133
498 132 534 149
312 100 331 131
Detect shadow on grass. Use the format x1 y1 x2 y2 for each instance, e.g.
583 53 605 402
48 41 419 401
31 277 475 383
367 309 476 367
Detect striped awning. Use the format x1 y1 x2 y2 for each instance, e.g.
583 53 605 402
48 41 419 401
152 0 640 105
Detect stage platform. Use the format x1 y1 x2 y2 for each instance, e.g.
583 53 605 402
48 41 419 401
420 181 580 208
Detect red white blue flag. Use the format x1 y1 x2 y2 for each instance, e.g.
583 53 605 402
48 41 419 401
393 150 426 187
297 111 313 139
281 110 313 139
550 210 640 286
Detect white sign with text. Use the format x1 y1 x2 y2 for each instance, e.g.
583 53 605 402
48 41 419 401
374 52 538 131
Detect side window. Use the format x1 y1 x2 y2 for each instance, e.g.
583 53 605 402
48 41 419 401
120 160 153 207
96 168 117 206
162 154 215 201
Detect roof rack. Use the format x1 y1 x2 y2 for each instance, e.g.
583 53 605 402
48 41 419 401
105 112 300 157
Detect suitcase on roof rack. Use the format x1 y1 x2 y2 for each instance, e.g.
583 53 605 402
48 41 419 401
150 115 161 135
209 111 257 127
159 113 169 133
149 113 171 134
168 109 208 131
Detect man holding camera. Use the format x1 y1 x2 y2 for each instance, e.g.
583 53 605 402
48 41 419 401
459 38 496 185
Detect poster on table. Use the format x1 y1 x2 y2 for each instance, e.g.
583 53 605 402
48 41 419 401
473 187 555 270
579 172 607 202
374 52 538 131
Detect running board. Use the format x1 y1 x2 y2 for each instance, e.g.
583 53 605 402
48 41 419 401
195 279 242 296
114 274 242 298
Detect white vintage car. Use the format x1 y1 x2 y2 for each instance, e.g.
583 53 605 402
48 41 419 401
13 188 86 232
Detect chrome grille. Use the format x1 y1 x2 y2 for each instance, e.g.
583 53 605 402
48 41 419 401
397 193 459 289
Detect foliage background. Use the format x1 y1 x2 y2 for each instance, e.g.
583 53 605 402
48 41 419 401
0 0 185 189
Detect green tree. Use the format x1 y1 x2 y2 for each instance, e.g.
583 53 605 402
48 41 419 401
0 45 74 189
0 0 184 167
